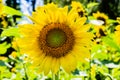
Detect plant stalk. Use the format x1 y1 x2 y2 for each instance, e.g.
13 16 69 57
52 71 59 80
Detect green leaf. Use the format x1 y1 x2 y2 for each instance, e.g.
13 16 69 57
112 68 120 79
1 27 20 37
3 6 23 16
0 60 6 66
88 16 95 20
108 19 117 24
102 36 120 52
87 2 99 8
91 44 102 53
91 44 108 60
0 42 11 54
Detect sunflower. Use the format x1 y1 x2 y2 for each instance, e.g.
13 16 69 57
115 25 120 45
71 1 86 17
0 0 8 28
0 0 4 15
10 51 17 58
91 11 108 38
15 3 93 75
93 11 108 25
90 19 106 38
115 17 120 44
0 56 7 60
93 25 106 37
116 17 120 24
0 14 8 28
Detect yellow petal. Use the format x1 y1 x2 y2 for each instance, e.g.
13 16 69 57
51 58 60 74
43 56 52 75
60 54 77 73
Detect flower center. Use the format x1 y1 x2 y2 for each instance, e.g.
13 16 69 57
39 23 75 58
97 17 106 25
78 11 84 17
46 29 66 48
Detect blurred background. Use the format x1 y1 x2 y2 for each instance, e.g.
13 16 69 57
3 0 120 19
1 0 120 80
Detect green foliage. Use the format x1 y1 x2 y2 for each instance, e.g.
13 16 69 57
0 42 11 54
102 36 120 52
112 68 120 79
87 2 99 8
91 44 108 60
1 27 20 37
3 6 23 16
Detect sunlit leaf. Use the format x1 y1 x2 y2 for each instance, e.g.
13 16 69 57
0 42 11 54
3 6 23 16
87 2 99 8
91 44 108 60
93 52 108 60
91 44 102 53
102 36 120 52
108 19 117 24
0 66 12 79
1 27 20 37
112 68 120 79
88 16 95 20
112 52 120 62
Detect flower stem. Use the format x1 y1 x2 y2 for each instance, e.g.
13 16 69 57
52 71 59 80
0 71 1 80
23 63 29 80
89 51 92 80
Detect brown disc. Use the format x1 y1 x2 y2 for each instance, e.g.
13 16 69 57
97 17 106 25
38 23 75 58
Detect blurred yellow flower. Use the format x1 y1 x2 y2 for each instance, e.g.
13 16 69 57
115 17 120 45
12 39 19 51
0 56 7 60
10 51 17 58
0 0 4 15
15 3 93 75
0 14 8 28
90 20 106 38
91 11 108 38
0 0 8 28
91 64 97 80
93 11 108 25
11 67 16 73
71 1 86 17
115 25 120 45
116 17 120 24
94 25 106 37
